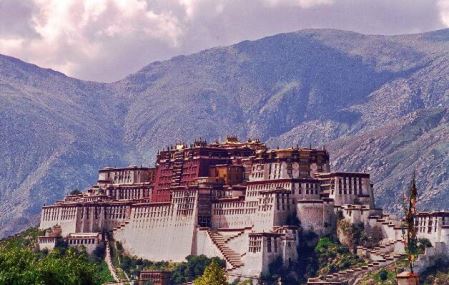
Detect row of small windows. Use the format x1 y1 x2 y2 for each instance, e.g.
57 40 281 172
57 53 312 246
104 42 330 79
110 170 135 183
212 206 256 216
172 197 195 203
247 183 291 197
61 207 76 220
81 206 128 220
296 183 319 195
109 188 146 199
252 172 264 178
213 208 245 215
43 208 60 221
172 191 196 198
68 239 98 245
43 206 129 221
132 220 193 229
213 202 245 209
416 217 444 233
336 177 364 195
176 209 194 216
134 210 172 218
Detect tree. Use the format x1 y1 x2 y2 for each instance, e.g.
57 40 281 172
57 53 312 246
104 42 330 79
0 228 113 285
193 259 228 285
170 255 224 284
402 173 419 273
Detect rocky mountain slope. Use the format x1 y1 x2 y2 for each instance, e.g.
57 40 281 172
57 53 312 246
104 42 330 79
1 29 449 237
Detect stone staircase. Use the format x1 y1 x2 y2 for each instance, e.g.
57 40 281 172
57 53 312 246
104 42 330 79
207 230 244 270
307 240 406 285
104 236 120 283
223 230 245 243
356 240 402 263
112 221 129 234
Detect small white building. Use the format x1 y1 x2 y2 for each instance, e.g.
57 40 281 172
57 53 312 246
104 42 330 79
66 232 103 254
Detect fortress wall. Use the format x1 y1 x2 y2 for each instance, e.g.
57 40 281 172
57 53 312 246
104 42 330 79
79 206 100 233
194 229 225 259
297 201 331 235
378 222 394 241
280 235 298 266
385 224 398 241
211 200 252 229
40 204 134 236
246 182 291 202
440 228 449 250
40 206 78 236
329 175 372 207
75 205 131 233
211 212 252 229
253 209 274 232
227 232 249 255
57 207 79 235
273 194 294 227
242 252 263 277
253 195 275 232
253 191 292 232
242 234 264 277
114 201 197 262
341 207 371 225
323 202 336 235
260 235 282 273
40 207 60 230
333 193 360 207
102 205 132 231
367 216 402 243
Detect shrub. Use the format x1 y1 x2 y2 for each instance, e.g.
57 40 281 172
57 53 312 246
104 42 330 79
379 269 388 281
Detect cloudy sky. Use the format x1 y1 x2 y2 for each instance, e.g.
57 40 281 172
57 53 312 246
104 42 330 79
1 0 449 82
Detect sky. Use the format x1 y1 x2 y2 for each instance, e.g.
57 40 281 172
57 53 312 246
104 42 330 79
1 0 448 82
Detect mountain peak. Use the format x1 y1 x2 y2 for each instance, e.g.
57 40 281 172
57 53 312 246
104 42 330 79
2 29 449 238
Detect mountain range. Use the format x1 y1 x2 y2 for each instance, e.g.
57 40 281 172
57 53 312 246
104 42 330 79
1 28 449 237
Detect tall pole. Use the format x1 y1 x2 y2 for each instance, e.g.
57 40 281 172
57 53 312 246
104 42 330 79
402 173 418 273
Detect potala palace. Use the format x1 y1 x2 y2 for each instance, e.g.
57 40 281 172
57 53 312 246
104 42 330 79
38 137 449 284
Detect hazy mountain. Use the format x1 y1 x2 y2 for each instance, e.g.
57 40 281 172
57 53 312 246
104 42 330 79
1 28 449 237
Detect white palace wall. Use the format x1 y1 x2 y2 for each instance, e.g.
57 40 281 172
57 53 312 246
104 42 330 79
40 204 132 236
297 200 335 235
114 206 197 261
40 206 78 236
114 190 199 262
226 231 249 256
193 229 224 258
211 200 252 229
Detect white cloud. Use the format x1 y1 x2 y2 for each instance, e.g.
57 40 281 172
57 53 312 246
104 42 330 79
438 0 449 26
262 0 334 8
0 0 183 80
0 0 447 82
